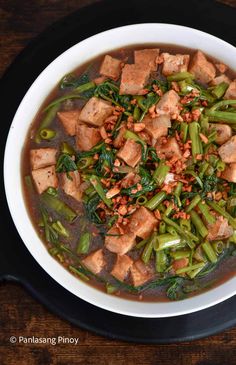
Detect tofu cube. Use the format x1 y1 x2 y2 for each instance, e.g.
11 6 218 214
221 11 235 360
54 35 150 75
156 90 180 117
110 255 133 281
156 137 182 160
207 217 233 241
119 64 150 95
57 109 81 136
128 207 157 239
100 55 122 80
61 171 82 201
117 139 142 167
221 163 236 182
31 165 58 194
162 53 190 76
134 48 160 71
76 123 101 151
209 124 232 145
143 114 171 140
224 80 236 102
82 249 105 274
218 135 236 163
105 226 136 255
189 50 216 84
30 148 57 170
79 97 113 126
130 260 154 287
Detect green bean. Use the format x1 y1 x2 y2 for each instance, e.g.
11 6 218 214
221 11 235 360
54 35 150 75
69 266 89 281
35 104 60 143
166 226 177 236
207 200 236 229
51 221 69 237
216 160 226 172
197 201 216 224
188 265 205 279
189 122 203 158
190 210 208 238
208 154 218 167
77 157 94 170
43 94 86 113
136 195 148 205
74 81 96 93
135 95 146 112
159 221 166 234
176 262 205 275
185 194 201 213
170 250 190 260
178 79 195 94
200 115 209 133
155 250 168 273
136 238 148 249
211 82 229 99
179 219 191 232
61 142 75 155
41 192 77 222
133 106 141 121
153 161 170 186
205 109 236 123
145 191 167 211
142 233 156 263
106 283 118 294
167 71 194 82
174 182 183 208
202 241 217 263
77 232 91 254
154 233 181 251
212 241 224 254
210 99 236 111
180 122 188 143
90 175 112 208
164 202 174 217
163 216 198 248
40 128 56 140
199 161 209 179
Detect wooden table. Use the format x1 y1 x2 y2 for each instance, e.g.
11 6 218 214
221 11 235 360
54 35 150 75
1 1 236 364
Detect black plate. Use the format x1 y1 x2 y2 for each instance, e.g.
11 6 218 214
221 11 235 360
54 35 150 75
1 0 236 344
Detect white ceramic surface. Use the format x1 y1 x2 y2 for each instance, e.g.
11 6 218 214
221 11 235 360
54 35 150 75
4 24 236 318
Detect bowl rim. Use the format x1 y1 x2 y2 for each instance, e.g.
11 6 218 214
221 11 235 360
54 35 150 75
4 23 236 318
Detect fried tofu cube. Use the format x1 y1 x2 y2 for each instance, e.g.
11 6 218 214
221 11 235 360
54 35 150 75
76 123 101 151
224 80 236 101
82 249 105 274
31 165 58 194
100 55 122 80
30 148 57 170
117 139 142 167
161 53 190 76
218 135 236 163
134 48 160 71
105 226 136 255
60 171 82 202
155 90 180 117
119 64 150 95
189 50 216 84
79 97 113 127
221 163 236 182
210 74 231 86
111 255 133 281
207 217 233 241
128 207 157 239
143 114 171 140
57 109 81 136
156 137 182 160
130 260 154 287
209 124 232 145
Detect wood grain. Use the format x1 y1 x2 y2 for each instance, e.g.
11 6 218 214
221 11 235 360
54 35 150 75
0 1 236 364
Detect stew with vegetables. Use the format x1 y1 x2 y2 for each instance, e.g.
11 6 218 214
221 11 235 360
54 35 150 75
22 45 236 301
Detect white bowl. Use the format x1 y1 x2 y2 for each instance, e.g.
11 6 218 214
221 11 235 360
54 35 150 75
4 24 236 318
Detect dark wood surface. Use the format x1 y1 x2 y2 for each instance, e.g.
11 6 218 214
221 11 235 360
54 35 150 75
1 1 236 364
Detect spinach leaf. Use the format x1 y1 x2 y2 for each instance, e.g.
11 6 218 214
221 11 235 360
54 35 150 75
56 154 77 173
85 193 103 224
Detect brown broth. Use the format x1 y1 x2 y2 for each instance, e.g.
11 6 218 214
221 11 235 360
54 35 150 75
21 44 236 302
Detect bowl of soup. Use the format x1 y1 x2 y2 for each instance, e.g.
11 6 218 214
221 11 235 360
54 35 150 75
4 23 236 317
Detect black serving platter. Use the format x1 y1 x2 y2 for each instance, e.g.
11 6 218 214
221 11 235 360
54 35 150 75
1 0 236 344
